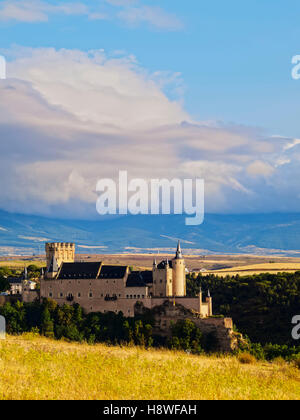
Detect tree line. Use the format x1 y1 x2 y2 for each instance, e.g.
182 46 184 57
186 270 300 345
0 298 208 353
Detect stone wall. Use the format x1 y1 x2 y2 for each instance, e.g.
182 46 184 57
40 276 208 317
0 294 21 306
22 290 39 303
135 300 237 352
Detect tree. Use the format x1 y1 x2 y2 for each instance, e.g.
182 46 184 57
0 276 10 293
41 307 54 338
168 319 203 354
27 264 41 279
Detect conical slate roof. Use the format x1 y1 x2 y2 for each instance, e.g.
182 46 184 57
175 240 183 259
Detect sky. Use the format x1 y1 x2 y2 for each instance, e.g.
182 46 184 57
0 0 300 218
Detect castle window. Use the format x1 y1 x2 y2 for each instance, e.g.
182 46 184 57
134 295 136 298
60 293 63 298
160 280 162 283
142 295 145 299
49 292 53 297
89 292 93 298
130 295 132 299
137 295 140 298
101 294 103 297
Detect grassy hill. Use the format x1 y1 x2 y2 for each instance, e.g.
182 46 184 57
0 334 299 400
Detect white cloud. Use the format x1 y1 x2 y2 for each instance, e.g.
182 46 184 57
105 0 138 6
283 138 300 151
0 0 183 30
1 47 300 217
18 235 50 241
105 0 183 30
118 5 183 30
246 160 274 177
0 0 89 22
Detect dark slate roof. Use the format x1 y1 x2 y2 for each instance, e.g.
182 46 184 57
7 277 22 284
98 265 127 279
58 262 102 279
157 260 173 269
126 271 153 288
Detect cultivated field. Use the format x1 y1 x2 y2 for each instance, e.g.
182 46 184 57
203 262 300 277
2 253 300 276
0 260 45 269
0 334 299 400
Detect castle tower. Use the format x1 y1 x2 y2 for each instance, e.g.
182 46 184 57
152 259 173 297
172 241 186 297
206 289 213 316
45 242 75 270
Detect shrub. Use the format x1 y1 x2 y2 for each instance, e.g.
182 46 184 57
238 353 256 364
272 357 286 366
292 355 300 369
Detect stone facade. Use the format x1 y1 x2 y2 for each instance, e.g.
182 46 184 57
45 242 75 269
40 241 213 318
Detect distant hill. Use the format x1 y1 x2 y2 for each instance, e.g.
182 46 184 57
0 209 300 256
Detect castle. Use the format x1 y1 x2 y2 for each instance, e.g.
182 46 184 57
40 242 213 317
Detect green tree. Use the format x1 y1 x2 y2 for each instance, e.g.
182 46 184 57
41 307 54 338
0 276 10 293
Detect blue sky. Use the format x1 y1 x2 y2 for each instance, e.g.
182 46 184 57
1 0 300 217
1 0 300 135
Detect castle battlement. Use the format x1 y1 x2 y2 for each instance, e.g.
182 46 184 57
45 242 75 273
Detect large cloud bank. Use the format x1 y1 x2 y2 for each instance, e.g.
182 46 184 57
0 47 299 218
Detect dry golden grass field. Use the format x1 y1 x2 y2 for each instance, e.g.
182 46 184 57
203 262 300 276
0 334 299 400
0 260 45 269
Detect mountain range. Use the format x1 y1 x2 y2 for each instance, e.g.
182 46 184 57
1 210 300 256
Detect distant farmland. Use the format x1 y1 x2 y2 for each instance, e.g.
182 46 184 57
3 253 300 276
